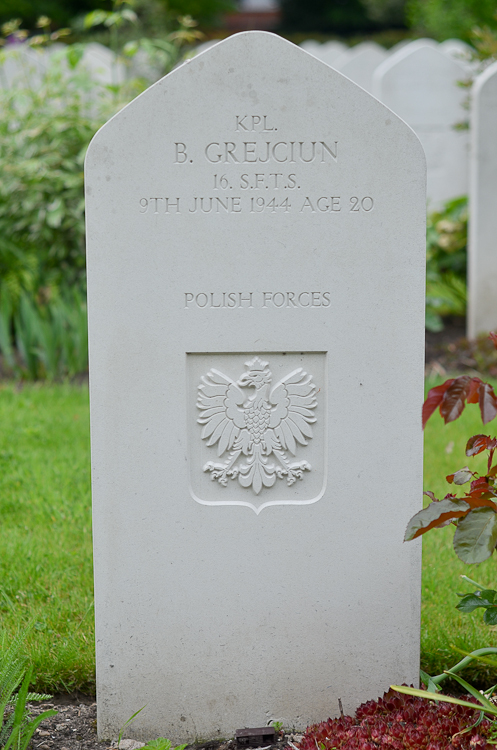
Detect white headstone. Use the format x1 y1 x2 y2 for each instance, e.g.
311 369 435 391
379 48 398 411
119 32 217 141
332 41 388 92
440 38 471 58
300 40 347 66
86 31 425 743
467 61 497 338
373 41 469 207
192 40 220 56
0 45 47 89
439 38 476 75
81 42 125 85
299 39 322 55
388 38 438 55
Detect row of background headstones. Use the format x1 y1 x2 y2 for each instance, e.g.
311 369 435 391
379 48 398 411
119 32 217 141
0 38 476 210
302 37 474 210
2 36 497 338
0 42 128 89
3 37 472 208
165 35 476 209
305 37 497 341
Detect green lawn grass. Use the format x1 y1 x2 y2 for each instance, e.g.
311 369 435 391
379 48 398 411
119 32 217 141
1 379 497 696
0 383 94 694
421 374 497 686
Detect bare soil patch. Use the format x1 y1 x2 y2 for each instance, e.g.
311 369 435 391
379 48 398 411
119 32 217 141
27 697 294 750
425 317 497 377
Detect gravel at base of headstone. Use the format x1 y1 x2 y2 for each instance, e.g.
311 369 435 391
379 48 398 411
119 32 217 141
86 30 426 743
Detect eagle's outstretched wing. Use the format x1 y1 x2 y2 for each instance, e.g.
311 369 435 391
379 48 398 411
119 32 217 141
197 369 246 456
269 368 317 455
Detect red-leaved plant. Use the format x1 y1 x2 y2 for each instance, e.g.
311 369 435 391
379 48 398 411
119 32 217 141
405 332 497 564
299 688 492 749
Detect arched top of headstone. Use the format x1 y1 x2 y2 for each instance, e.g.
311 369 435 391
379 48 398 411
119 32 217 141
374 37 438 74
473 58 497 97
439 38 475 72
88 31 423 165
440 38 472 54
300 39 347 66
372 39 468 125
331 41 388 92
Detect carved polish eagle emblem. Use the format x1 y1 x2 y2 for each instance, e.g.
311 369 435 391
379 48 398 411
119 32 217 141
197 357 318 495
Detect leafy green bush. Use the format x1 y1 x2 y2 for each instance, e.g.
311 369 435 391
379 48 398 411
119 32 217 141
0 44 122 299
280 0 378 34
0 18 199 379
407 0 497 42
425 196 468 332
0 44 125 378
0 289 89 380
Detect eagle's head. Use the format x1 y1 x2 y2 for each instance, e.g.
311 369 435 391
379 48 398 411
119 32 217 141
238 357 271 388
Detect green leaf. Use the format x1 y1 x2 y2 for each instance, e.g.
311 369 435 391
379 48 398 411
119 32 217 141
419 669 431 687
476 589 497 605
120 8 138 22
83 9 110 28
453 507 497 563
404 497 469 541
391 685 497 716
141 740 172 750
484 607 497 625
456 594 486 612
118 706 145 747
444 670 496 711
66 46 84 69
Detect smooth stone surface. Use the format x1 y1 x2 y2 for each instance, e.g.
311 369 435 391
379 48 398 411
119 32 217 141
300 40 347 66
373 41 469 207
467 61 497 338
86 30 425 744
332 41 388 92
388 38 437 55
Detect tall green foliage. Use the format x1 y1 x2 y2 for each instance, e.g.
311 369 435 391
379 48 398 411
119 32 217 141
280 0 377 34
0 20 198 379
0 629 56 750
0 43 121 378
425 196 467 332
0 44 119 299
407 0 497 42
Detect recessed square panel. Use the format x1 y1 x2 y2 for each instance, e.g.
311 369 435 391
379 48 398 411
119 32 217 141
187 352 327 513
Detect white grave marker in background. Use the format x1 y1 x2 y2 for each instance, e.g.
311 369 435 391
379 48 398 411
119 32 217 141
0 46 47 89
467 61 497 338
373 41 468 207
332 41 388 92
82 42 125 85
86 31 425 743
300 39 347 66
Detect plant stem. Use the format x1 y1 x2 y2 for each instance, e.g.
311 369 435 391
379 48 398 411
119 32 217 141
431 648 497 686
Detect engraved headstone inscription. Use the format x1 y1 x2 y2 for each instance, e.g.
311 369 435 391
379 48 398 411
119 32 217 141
85 31 426 744
467 60 497 338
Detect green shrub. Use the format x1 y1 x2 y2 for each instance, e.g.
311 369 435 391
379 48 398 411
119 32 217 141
0 42 145 378
425 196 468 332
280 0 378 34
407 0 497 42
0 44 124 299
0 21 199 379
